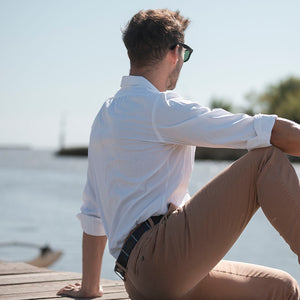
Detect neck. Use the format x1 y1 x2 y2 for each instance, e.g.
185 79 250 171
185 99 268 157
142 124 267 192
129 65 169 92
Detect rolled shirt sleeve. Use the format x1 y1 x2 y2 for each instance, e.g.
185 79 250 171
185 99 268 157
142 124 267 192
247 113 277 150
77 212 106 236
77 164 107 236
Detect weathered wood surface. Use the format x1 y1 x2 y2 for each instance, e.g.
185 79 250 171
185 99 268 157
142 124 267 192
0 262 130 300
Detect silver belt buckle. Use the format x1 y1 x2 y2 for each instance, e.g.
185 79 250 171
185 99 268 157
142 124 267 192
114 263 125 281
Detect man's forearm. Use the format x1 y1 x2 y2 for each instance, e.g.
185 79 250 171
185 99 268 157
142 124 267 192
271 117 300 157
81 232 107 294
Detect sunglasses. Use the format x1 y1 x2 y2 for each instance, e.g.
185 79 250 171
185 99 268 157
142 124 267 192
170 43 193 62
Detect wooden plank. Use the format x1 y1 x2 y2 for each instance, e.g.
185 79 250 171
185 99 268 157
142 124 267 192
0 262 49 275
0 285 129 300
0 271 82 285
0 262 130 300
0 282 129 300
0 272 124 287
0 280 127 294
0 291 130 300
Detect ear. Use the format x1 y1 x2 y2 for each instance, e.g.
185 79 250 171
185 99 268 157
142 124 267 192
167 45 180 65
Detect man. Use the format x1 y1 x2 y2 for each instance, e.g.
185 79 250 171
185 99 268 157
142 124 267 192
58 9 300 299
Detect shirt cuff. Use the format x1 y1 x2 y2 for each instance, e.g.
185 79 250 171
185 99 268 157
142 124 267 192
77 213 107 236
247 114 277 150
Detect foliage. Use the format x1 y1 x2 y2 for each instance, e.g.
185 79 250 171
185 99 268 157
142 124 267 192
243 91 259 116
255 76 300 123
209 97 233 112
207 76 300 123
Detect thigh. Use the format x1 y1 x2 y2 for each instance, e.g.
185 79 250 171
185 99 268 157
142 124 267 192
182 260 299 300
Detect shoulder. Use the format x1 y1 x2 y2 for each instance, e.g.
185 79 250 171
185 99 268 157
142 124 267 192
155 91 210 116
162 91 195 106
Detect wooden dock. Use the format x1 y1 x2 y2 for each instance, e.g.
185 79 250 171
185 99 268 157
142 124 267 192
0 262 130 300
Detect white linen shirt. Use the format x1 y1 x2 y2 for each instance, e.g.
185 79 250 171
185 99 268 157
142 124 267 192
78 75 276 259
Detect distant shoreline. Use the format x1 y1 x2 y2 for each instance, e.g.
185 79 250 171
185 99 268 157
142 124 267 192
55 147 88 156
0 145 31 151
55 146 300 162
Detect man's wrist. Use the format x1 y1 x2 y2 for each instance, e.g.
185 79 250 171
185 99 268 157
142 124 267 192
81 283 100 294
80 285 102 297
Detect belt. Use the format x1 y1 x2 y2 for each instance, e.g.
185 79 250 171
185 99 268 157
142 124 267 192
114 215 163 280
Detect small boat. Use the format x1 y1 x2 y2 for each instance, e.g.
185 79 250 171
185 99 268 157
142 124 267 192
0 242 62 268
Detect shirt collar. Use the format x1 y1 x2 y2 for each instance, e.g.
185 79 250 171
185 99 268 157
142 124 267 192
121 76 160 93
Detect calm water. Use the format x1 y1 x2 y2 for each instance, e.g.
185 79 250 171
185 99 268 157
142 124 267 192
0 149 299 283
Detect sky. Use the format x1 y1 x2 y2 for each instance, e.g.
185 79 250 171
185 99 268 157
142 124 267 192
1 0 300 149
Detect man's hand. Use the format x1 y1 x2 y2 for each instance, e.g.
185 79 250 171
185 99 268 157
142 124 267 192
57 282 104 298
57 233 107 298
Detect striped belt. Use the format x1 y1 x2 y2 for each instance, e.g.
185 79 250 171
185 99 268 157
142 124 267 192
114 215 163 280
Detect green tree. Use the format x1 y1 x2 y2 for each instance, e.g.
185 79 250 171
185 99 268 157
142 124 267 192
209 97 233 112
256 76 300 123
243 90 259 116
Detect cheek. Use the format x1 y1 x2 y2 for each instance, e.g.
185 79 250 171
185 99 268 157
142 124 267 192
181 51 185 61
176 60 183 73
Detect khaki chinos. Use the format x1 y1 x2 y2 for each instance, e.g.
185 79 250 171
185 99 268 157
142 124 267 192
124 147 300 300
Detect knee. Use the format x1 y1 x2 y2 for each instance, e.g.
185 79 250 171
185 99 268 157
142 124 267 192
249 145 285 160
247 146 291 175
269 271 300 300
283 273 300 300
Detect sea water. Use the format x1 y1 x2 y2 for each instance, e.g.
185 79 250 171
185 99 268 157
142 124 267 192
0 149 299 283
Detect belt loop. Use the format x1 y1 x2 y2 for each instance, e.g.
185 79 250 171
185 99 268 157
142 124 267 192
166 203 178 217
147 217 155 228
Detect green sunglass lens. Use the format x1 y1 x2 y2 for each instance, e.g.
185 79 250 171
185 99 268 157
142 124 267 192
184 50 190 62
